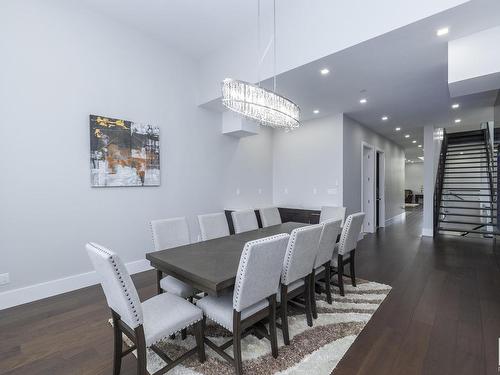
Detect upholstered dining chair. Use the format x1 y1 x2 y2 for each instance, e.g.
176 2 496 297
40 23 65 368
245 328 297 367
278 224 323 345
85 242 205 375
319 206 347 227
331 212 365 296
197 212 230 241
196 234 290 375
259 207 282 227
310 218 342 319
150 217 194 298
231 209 259 234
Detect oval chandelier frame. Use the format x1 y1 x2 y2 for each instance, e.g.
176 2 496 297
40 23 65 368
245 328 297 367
221 78 300 130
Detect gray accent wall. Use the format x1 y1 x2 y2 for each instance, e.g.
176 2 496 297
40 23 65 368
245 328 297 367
342 115 405 220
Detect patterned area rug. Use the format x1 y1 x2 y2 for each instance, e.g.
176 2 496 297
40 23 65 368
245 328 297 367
117 278 391 375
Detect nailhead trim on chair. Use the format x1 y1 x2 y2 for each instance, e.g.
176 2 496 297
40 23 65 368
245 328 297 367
89 243 142 327
281 226 313 285
338 215 352 256
233 234 289 312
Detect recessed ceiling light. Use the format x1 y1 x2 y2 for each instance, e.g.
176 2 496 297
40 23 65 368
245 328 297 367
418 156 424 161
437 27 449 36
405 134 410 138
460 152 463 155
313 109 319 114
359 98 367 104
418 144 422 148
451 103 460 109
395 127 401 131
382 116 388 121
412 140 417 143
320 68 330 75
455 118 461 123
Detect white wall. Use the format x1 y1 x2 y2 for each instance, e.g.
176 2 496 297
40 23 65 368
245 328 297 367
0 0 273 299
342 116 405 220
405 163 424 194
273 115 343 208
448 26 500 97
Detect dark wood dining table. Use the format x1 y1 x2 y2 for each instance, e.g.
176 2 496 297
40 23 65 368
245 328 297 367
146 222 309 297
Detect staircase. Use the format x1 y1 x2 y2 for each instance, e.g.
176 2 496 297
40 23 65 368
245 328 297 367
435 129 499 237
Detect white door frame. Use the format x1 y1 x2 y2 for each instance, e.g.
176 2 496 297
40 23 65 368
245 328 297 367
375 148 386 228
361 142 375 233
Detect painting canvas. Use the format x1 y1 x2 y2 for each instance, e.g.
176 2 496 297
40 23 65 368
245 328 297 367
90 115 160 187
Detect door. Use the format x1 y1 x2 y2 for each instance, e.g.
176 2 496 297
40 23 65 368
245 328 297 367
362 144 375 233
375 150 386 227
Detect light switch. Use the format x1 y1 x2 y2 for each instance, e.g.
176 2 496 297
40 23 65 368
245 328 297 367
0 273 10 285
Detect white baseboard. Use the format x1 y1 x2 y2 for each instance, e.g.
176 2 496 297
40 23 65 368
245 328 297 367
422 228 433 237
0 259 152 311
385 211 406 226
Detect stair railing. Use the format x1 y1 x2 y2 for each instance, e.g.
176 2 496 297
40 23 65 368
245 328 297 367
433 129 448 236
484 126 495 199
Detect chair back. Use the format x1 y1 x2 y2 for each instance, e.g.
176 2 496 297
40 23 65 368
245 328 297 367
150 217 190 250
85 243 143 328
232 234 290 312
314 219 342 268
319 206 347 227
338 213 365 255
259 207 282 227
281 224 323 286
231 210 258 234
198 212 230 241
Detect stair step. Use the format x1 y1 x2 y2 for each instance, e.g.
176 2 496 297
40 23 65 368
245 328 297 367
443 182 491 184
441 199 495 203
442 193 493 197
438 227 500 235
439 205 494 210
445 166 493 169
444 171 494 174
446 161 494 165
446 156 489 160
438 220 496 226
447 145 486 150
444 176 496 179
441 213 496 218
447 152 488 156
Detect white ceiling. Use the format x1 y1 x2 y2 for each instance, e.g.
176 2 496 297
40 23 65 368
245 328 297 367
78 0 258 59
255 0 500 158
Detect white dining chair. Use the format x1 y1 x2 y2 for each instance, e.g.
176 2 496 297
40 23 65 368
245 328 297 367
197 212 230 241
259 207 282 227
196 234 289 375
319 206 347 227
331 212 365 296
311 219 342 318
85 242 205 375
278 224 323 345
231 209 258 234
150 217 194 301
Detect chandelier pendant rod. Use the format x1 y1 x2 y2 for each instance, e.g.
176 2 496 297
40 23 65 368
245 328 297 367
273 0 277 92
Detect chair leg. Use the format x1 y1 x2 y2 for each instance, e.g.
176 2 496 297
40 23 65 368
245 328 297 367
194 320 206 363
135 326 148 375
111 312 122 375
325 261 332 304
280 284 290 345
338 254 345 297
268 295 279 358
181 328 187 340
304 275 313 327
350 250 356 287
233 310 243 375
311 273 318 320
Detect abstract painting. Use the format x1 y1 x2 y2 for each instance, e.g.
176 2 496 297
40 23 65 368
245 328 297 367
89 115 160 187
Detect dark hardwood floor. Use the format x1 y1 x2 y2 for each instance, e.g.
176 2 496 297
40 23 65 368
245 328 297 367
1 208 500 374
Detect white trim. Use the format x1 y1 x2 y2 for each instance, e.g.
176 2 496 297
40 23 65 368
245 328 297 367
385 212 406 226
422 228 434 237
375 148 386 228
0 259 152 311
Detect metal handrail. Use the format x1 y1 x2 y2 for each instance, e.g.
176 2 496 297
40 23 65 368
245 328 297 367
434 129 448 236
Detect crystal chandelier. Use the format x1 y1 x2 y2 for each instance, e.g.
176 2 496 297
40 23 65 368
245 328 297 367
221 0 300 130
